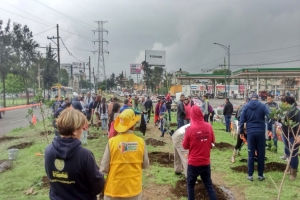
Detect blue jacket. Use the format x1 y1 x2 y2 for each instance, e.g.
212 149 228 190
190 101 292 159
72 100 83 112
239 100 270 134
120 105 141 115
160 104 167 114
45 137 105 200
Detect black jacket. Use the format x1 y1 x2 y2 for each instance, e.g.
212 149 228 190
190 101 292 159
282 104 300 138
177 100 186 119
165 99 172 109
45 137 105 200
145 98 153 110
223 102 233 115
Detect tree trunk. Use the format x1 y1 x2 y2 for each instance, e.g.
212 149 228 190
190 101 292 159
2 74 6 108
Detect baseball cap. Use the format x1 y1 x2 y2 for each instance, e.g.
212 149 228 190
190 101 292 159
251 94 258 99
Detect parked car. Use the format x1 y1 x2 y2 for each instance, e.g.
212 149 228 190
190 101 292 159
217 92 227 99
216 103 239 115
205 93 214 99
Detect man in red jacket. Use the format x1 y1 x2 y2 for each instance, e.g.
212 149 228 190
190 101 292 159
182 106 217 200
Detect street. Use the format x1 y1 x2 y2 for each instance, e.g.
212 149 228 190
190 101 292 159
0 107 51 136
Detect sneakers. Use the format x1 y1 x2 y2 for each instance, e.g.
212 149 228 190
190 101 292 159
247 176 253 181
258 176 265 181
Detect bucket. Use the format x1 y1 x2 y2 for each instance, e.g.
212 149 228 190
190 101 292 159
8 148 19 160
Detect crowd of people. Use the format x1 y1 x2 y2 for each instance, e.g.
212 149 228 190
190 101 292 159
45 91 300 200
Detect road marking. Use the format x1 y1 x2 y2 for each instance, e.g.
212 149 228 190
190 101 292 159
9 119 26 123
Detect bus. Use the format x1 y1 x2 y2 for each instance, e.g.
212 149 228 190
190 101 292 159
50 86 73 100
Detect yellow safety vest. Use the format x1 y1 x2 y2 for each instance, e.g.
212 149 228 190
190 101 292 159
104 132 145 197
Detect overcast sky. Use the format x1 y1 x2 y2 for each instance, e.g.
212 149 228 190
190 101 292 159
1 0 300 81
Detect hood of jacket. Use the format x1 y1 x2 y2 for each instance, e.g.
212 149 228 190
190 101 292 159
247 100 261 110
166 94 171 100
190 105 204 125
52 137 81 160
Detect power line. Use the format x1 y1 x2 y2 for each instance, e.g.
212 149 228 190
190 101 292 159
33 27 56 36
232 44 300 56
59 29 94 41
230 58 300 67
60 37 86 62
33 0 96 30
187 57 224 71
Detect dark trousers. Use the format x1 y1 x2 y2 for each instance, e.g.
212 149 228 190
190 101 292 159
204 114 209 122
225 114 231 132
177 118 184 129
147 109 151 122
167 108 171 121
187 164 217 200
247 132 266 176
283 136 299 169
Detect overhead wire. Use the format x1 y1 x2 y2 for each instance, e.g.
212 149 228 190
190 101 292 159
60 37 86 63
32 27 56 36
231 44 300 56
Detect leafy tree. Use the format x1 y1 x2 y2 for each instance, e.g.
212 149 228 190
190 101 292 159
0 19 14 107
60 68 69 86
12 22 39 104
79 79 90 89
100 85 106 92
42 44 58 91
128 78 134 88
5 74 23 104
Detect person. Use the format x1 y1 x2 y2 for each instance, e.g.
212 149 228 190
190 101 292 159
183 97 191 125
140 97 147 123
120 99 132 113
45 109 105 199
100 109 149 200
128 94 132 104
182 106 217 200
108 97 117 117
177 94 186 128
80 97 86 115
197 94 209 122
265 94 279 152
60 97 70 107
52 95 61 115
239 93 270 181
154 100 161 126
134 95 139 110
188 96 194 107
159 112 170 137
100 97 109 137
209 104 215 125
84 92 93 105
72 96 83 112
54 102 72 118
165 94 173 121
0 104 4 119
172 124 190 177
231 98 250 163
281 96 300 180
144 96 153 123
108 103 121 139
92 95 102 130
223 98 234 132
160 100 167 115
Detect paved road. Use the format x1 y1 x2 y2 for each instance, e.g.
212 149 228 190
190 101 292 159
0 106 51 136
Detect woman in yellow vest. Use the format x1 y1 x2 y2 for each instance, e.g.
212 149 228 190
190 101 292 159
100 109 149 200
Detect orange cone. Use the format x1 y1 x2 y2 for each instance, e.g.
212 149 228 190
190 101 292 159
32 115 37 125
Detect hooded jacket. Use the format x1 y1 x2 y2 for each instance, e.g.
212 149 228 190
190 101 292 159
177 100 186 119
72 99 83 112
45 137 105 200
182 106 215 166
223 101 233 115
144 97 153 110
239 99 270 134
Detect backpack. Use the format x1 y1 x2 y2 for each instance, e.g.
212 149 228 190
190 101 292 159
208 103 214 114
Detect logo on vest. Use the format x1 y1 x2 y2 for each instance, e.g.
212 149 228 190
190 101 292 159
118 142 138 153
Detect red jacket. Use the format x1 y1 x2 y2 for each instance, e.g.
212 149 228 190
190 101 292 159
182 106 215 166
184 103 191 120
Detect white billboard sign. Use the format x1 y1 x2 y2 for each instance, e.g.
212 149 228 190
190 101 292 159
145 50 166 66
130 63 141 74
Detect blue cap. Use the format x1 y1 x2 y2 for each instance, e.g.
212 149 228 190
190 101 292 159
251 94 258 99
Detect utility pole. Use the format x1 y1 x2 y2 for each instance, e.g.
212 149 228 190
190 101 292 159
93 21 109 91
47 24 60 84
93 67 96 93
89 56 91 92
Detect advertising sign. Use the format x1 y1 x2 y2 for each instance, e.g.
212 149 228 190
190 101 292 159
130 63 141 74
190 85 199 90
145 50 166 66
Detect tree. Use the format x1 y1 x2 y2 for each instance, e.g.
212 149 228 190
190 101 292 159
79 79 90 89
12 22 39 104
60 68 69 86
5 74 23 104
42 44 58 91
100 85 106 92
0 19 14 108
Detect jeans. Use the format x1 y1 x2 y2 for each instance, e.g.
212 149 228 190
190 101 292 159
168 108 171 121
184 119 190 125
101 119 108 130
143 113 148 123
247 132 266 176
225 114 231 132
177 118 184 129
204 114 209 122
268 123 277 148
187 164 217 200
147 109 151 122
282 136 299 169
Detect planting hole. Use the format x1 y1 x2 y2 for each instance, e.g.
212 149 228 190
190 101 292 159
231 162 286 173
7 142 33 150
145 138 166 147
148 152 174 167
0 160 13 173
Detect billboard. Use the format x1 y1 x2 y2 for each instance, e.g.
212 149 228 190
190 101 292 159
130 63 141 74
145 50 166 66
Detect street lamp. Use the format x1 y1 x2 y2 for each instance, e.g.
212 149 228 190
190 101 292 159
214 43 230 97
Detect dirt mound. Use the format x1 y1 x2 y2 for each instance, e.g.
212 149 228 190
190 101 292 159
40 130 52 136
8 142 33 150
171 179 232 200
0 136 20 143
41 176 50 188
0 160 13 173
145 138 166 147
214 142 234 150
231 162 286 173
148 152 174 167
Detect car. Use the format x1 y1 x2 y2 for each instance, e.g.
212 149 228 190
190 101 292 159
217 92 227 99
205 93 214 99
216 103 239 115
192 98 203 108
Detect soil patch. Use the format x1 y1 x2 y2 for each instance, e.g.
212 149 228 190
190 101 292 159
39 130 52 136
148 152 174 167
7 142 33 150
87 134 99 140
231 162 286 173
171 179 231 200
0 160 13 173
0 136 20 143
215 142 234 150
145 138 166 147
170 122 177 127
41 176 50 188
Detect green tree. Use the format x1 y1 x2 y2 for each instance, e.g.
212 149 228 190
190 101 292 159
60 68 69 86
79 79 90 89
42 44 58 91
100 85 106 92
0 19 14 107
5 74 23 104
